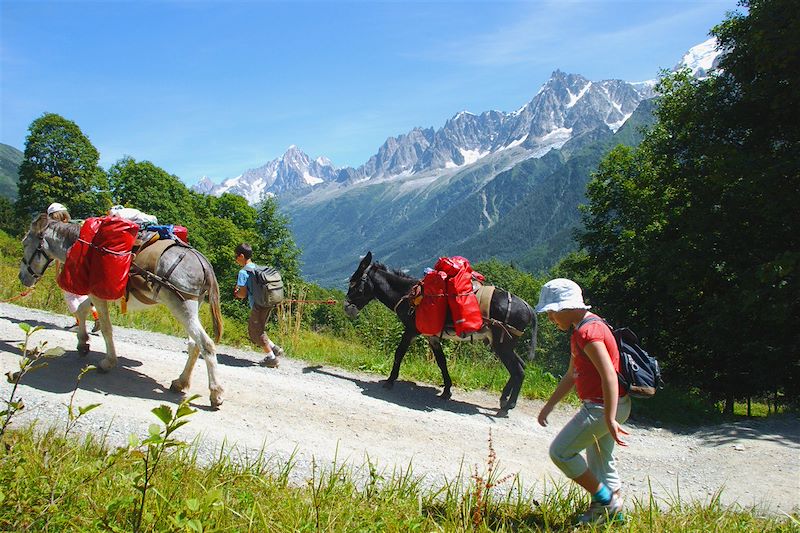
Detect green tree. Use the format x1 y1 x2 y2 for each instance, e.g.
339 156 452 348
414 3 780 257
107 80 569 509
575 0 800 412
0 196 20 235
255 196 301 284
107 157 197 227
16 113 110 220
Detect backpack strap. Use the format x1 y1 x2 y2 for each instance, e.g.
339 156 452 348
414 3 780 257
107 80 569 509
574 315 628 392
575 315 608 331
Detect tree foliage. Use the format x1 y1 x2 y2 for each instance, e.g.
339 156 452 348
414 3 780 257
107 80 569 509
108 157 197 227
16 113 110 220
574 0 800 411
255 195 301 284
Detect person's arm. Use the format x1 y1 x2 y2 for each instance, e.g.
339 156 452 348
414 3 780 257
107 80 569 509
583 341 629 445
538 359 576 426
234 269 249 299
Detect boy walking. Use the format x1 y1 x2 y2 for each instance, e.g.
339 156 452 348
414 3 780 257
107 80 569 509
233 243 284 368
535 278 631 525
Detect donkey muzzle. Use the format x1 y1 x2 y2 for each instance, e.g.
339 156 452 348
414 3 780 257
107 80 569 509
343 301 360 318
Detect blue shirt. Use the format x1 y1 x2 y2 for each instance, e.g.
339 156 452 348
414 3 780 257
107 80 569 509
237 263 257 308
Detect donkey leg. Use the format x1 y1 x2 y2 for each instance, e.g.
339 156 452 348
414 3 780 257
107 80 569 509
170 339 200 393
494 334 524 411
428 337 452 400
75 298 92 355
91 299 118 372
170 298 224 408
384 328 416 389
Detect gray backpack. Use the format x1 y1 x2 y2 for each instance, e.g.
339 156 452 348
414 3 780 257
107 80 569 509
248 265 284 308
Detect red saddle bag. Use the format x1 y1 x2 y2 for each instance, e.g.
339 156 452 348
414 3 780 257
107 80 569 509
415 270 448 336
447 269 483 336
58 216 138 300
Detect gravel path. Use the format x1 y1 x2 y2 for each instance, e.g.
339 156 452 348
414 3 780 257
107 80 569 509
1 302 797 515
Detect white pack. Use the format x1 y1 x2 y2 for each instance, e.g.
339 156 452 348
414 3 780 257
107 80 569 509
108 205 158 226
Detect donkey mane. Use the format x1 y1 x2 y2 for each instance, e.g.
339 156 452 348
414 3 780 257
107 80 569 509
52 220 81 243
372 262 417 282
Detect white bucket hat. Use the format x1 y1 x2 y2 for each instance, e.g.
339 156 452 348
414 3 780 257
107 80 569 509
47 202 68 216
535 278 591 313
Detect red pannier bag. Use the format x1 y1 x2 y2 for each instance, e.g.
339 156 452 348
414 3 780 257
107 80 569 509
58 216 138 300
434 256 472 278
415 270 448 336
89 216 139 300
447 268 483 336
172 225 188 243
58 217 104 295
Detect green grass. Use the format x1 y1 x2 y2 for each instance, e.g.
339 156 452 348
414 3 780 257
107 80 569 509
0 425 795 532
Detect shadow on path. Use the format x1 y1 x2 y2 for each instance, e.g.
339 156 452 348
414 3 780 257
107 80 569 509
1 343 185 405
303 364 506 420
215 348 259 368
1 313 67 333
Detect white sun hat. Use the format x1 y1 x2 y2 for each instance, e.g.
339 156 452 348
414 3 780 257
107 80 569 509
47 202 68 216
534 278 591 313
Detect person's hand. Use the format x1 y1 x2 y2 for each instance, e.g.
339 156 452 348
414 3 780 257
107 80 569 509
538 404 553 427
608 419 629 446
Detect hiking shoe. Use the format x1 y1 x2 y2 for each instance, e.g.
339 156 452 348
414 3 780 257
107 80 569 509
271 345 285 358
576 492 624 525
259 356 279 368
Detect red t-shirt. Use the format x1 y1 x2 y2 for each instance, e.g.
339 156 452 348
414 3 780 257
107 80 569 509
570 313 625 403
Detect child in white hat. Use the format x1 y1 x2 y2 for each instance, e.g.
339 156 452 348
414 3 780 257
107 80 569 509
47 203 100 333
535 278 631 525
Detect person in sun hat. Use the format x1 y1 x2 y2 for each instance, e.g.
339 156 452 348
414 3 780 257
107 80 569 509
46 202 101 333
535 278 631 525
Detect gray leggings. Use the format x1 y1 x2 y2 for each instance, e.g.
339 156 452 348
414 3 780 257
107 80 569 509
549 395 632 491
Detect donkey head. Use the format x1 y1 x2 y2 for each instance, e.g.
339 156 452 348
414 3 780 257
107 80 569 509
344 251 374 318
19 214 55 287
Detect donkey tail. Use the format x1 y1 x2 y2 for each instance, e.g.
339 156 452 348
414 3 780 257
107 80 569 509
205 261 224 343
526 302 538 361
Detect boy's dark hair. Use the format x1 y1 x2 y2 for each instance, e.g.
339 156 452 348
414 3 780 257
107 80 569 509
235 243 253 260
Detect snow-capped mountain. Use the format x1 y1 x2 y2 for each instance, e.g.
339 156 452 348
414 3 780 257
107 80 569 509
329 70 654 182
196 145 338 204
195 39 720 205
674 37 723 78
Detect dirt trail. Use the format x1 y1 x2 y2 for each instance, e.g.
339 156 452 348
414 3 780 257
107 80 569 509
1 302 797 514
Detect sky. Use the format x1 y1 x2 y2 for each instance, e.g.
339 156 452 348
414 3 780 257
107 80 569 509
1 0 741 186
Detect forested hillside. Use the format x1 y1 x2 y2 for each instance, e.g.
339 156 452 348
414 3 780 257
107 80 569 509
0 143 22 200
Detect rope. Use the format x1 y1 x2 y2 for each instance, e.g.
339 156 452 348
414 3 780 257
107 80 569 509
0 286 36 304
282 299 338 305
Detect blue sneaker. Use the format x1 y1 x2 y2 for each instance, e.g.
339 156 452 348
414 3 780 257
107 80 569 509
577 492 624 525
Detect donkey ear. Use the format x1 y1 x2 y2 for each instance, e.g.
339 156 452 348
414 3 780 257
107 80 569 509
358 252 372 272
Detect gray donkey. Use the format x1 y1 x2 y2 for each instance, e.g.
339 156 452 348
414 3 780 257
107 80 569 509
19 213 225 408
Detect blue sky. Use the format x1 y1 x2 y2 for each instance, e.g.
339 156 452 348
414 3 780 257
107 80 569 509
1 0 740 186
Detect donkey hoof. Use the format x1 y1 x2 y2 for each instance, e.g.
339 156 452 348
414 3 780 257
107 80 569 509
98 359 115 373
170 379 186 393
439 391 452 400
77 343 90 356
500 399 516 411
210 389 224 409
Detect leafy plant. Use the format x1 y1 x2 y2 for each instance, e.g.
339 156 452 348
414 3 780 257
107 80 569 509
64 364 101 439
127 394 200 532
1 322 64 440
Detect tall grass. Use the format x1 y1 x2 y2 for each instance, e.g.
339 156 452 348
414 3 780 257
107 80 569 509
0 425 794 532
